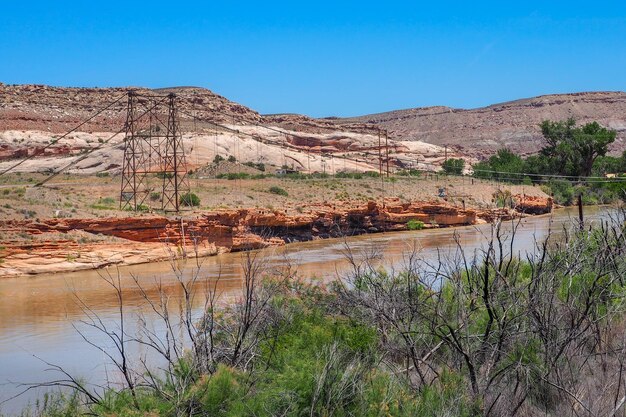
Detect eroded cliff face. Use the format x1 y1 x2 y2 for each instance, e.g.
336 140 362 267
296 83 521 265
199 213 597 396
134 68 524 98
0 83 455 175
0 196 554 277
0 84 261 133
1 200 477 245
0 200 478 276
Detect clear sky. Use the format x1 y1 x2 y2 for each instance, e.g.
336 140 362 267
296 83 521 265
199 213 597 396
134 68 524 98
1 1 625 117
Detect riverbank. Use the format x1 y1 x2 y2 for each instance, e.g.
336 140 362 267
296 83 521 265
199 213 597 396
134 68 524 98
2 205 624 417
0 194 553 277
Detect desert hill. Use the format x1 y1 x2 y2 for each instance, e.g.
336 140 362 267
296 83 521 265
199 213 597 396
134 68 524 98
1 84 625 177
0 83 262 133
338 91 626 157
0 83 446 174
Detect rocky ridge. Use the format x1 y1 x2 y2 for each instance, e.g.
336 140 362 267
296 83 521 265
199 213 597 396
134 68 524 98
0 84 262 133
0 83 457 174
338 91 626 157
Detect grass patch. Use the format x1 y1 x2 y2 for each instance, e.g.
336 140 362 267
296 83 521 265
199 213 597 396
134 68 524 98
268 186 288 196
90 197 117 210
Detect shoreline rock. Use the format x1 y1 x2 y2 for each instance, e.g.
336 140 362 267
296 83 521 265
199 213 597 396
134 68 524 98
0 197 553 277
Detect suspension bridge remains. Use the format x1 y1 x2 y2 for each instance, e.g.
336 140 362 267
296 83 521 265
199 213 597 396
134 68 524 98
120 92 190 212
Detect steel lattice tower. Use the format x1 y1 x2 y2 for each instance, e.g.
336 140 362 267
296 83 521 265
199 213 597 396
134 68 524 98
120 92 190 212
160 93 190 211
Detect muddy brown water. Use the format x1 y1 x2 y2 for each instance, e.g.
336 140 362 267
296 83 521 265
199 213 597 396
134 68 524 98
0 206 618 414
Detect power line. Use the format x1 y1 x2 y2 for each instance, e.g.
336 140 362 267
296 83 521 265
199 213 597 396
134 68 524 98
469 173 626 185
472 168 626 181
0 93 127 177
35 94 170 187
176 107 384 173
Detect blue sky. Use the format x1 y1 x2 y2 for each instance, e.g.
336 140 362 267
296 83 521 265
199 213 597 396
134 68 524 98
1 1 625 117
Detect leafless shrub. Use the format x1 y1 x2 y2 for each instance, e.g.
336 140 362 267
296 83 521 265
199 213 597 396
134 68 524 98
333 210 626 417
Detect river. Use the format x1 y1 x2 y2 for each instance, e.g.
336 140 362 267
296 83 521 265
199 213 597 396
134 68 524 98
0 206 618 414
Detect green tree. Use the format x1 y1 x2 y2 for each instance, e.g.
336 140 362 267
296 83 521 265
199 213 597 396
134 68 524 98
473 149 525 182
540 118 616 177
522 154 552 181
442 158 465 175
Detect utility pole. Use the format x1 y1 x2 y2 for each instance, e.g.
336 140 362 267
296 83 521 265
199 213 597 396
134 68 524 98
378 129 383 177
578 194 584 230
385 129 390 177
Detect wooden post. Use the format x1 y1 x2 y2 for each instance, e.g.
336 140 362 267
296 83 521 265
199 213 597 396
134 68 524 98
578 194 584 230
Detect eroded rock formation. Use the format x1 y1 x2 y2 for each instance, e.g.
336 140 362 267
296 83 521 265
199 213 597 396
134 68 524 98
0 200 482 276
514 194 554 215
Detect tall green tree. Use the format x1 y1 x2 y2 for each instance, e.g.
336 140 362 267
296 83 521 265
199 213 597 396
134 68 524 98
539 118 616 177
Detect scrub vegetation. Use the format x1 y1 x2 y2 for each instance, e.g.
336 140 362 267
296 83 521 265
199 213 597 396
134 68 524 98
8 208 626 417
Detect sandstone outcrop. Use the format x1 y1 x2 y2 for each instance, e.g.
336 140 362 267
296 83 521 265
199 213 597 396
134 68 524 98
0 200 481 277
513 195 553 215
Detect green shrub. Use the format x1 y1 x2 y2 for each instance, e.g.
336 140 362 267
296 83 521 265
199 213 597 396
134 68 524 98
213 154 225 164
252 173 272 179
123 203 150 212
179 192 201 207
396 169 422 177
90 196 117 210
442 158 465 175
149 192 161 201
542 180 575 205
282 172 312 180
155 171 173 179
581 193 599 205
216 172 251 180
18 208 37 219
602 181 626 202
335 172 363 180
494 189 513 208
406 219 424 230
228 155 237 163
243 161 266 171
269 186 288 196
